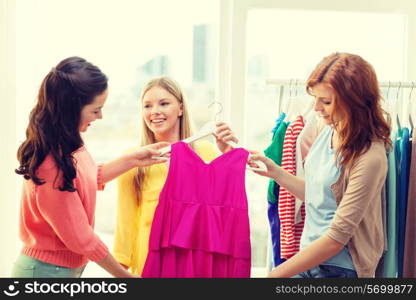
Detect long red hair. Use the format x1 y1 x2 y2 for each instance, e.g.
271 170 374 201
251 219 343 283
307 52 391 170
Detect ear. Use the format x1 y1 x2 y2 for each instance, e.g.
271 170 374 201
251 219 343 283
179 103 183 117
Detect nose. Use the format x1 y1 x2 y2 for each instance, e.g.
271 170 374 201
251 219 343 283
97 111 103 119
313 99 322 112
151 107 161 115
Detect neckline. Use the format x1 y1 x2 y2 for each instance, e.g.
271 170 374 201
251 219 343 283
177 141 242 166
326 126 336 152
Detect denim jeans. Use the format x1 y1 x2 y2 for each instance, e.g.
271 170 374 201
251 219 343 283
11 254 85 278
292 264 357 278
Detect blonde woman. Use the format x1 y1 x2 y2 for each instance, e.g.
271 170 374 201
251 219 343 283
113 77 237 276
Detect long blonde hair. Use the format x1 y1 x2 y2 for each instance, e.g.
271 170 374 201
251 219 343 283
134 77 194 203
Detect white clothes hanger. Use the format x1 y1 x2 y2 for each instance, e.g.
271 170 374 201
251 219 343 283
407 82 414 133
152 102 267 172
285 79 311 121
396 82 402 131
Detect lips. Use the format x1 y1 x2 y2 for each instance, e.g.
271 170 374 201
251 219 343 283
151 119 166 123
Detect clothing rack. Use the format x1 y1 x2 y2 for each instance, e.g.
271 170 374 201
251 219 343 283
266 79 416 116
266 79 415 88
263 79 415 274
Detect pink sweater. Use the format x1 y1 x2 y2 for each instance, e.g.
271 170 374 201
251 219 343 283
19 146 109 268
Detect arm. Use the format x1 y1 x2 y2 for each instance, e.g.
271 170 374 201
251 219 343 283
100 142 169 184
96 253 134 277
248 153 306 201
270 143 388 278
326 145 387 245
268 235 344 277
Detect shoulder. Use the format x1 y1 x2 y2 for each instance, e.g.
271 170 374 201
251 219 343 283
351 140 388 176
35 153 60 181
360 140 387 163
298 117 326 160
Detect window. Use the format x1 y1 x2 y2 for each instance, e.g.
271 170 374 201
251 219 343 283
15 0 219 276
244 8 406 271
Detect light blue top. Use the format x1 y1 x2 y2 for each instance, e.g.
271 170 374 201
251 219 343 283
302 125 355 270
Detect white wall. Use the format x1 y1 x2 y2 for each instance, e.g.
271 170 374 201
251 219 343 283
218 0 416 143
0 0 18 277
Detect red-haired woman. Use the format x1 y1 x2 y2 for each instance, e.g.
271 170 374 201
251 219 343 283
250 53 391 278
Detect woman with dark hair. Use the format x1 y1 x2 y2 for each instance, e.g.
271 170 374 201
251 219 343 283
250 53 391 278
12 57 168 278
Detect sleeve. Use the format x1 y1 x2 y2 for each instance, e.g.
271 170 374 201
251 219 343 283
35 168 109 262
326 149 387 245
97 164 105 191
112 168 140 267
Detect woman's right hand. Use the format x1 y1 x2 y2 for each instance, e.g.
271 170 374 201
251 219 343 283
247 151 280 179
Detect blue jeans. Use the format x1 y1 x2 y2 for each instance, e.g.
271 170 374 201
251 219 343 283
292 265 357 278
11 254 85 278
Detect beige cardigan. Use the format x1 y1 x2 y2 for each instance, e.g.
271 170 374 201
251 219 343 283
302 118 387 277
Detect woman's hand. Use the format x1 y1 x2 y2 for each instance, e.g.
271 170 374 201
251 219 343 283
247 151 280 179
214 122 239 153
130 142 170 167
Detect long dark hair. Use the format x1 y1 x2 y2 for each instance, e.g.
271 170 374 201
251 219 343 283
16 56 108 192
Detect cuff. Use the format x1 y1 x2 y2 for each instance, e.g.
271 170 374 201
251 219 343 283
327 225 351 245
87 239 109 262
97 164 105 191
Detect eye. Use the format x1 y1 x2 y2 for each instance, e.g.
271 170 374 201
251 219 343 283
144 104 151 109
161 102 169 106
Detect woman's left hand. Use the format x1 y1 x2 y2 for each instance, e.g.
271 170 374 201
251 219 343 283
214 122 239 153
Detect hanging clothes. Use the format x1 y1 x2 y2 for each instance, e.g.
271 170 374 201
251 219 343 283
264 113 288 266
384 131 399 277
278 115 305 259
142 141 251 278
403 130 416 277
375 183 388 278
396 127 411 278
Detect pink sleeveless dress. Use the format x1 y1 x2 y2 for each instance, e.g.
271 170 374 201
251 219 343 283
141 141 251 278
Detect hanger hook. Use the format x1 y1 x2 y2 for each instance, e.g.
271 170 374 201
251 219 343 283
295 79 298 97
410 82 415 101
208 101 223 122
387 81 391 99
396 82 402 101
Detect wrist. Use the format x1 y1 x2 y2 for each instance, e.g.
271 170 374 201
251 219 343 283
124 153 138 169
271 166 282 182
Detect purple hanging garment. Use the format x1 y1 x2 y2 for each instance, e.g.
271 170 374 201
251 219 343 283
142 141 251 278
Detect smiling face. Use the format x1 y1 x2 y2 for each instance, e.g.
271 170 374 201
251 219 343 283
310 83 343 125
142 85 183 142
79 88 108 132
